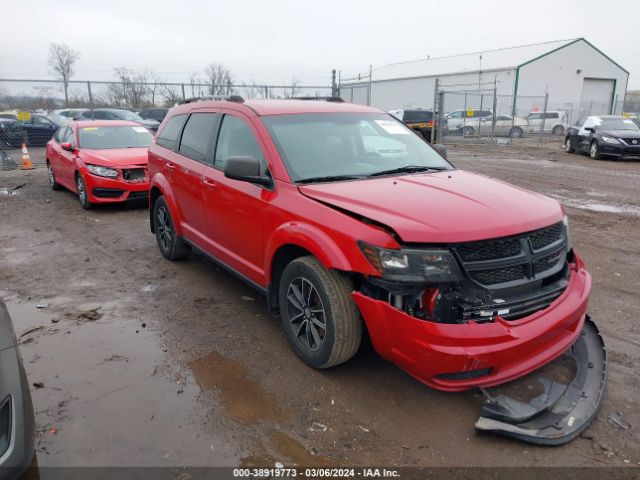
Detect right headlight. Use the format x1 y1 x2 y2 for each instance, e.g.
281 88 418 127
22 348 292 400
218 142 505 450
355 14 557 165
359 242 463 283
86 164 118 178
562 215 572 253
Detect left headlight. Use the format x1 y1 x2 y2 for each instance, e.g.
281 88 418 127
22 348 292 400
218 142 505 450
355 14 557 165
86 164 118 178
359 242 463 283
601 135 620 144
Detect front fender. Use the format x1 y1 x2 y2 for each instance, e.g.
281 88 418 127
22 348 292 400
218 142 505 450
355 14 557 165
149 173 184 237
265 221 381 281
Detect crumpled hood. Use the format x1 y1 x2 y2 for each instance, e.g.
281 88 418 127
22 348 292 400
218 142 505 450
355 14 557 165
299 170 563 243
80 148 148 167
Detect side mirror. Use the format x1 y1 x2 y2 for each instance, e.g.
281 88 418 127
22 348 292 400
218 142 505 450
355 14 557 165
224 155 272 186
432 144 448 159
60 142 74 151
585 127 595 133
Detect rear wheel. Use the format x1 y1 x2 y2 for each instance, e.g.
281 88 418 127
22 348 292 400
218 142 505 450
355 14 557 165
153 196 189 260
589 141 601 160
76 173 92 209
509 126 523 138
564 137 575 153
47 161 62 191
279 256 362 369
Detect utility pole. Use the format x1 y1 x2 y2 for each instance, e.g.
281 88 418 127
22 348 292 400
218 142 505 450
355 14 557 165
367 65 373 106
431 78 439 144
331 69 337 98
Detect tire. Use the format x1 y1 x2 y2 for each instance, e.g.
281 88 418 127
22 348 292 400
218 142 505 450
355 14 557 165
463 126 475 137
589 141 601 160
47 161 62 191
564 137 575 153
75 173 93 210
509 126 523 138
552 125 564 136
279 256 362 369
152 196 189 260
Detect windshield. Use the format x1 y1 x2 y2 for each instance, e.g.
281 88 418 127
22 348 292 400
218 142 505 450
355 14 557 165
598 118 639 131
262 113 453 182
114 110 144 121
78 125 153 149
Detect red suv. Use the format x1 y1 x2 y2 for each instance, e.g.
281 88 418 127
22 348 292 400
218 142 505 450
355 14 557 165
148 98 594 396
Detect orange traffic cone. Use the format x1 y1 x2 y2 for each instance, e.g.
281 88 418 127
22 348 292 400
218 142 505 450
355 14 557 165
20 143 34 170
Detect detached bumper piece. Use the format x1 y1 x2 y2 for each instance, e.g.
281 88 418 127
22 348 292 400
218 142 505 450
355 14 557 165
475 316 606 445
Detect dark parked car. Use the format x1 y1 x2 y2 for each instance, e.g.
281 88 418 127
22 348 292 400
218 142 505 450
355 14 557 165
388 109 442 141
0 299 35 478
75 109 160 132
565 115 640 160
138 108 169 123
0 115 58 148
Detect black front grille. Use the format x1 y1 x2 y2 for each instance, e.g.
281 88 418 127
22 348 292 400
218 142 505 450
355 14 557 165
456 238 520 262
452 222 567 288
128 191 149 200
461 280 567 322
471 265 525 285
534 249 565 275
122 168 146 182
92 188 125 198
530 223 562 250
0 395 11 457
621 138 640 145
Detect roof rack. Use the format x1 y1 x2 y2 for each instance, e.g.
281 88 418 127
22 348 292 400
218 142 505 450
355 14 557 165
292 96 345 103
180 95 245 105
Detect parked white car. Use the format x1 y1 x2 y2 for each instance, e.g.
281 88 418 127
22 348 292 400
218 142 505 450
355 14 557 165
445 108 493 132
525 111 568 135
461 115 530 138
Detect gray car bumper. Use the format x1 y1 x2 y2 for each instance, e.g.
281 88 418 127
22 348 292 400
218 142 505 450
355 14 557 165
0 345 35 480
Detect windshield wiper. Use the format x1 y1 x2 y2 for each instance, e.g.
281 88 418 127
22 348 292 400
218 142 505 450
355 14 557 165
297 175 365 184
368 165 448 177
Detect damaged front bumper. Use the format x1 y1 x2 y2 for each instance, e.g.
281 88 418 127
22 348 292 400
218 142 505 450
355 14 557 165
475 316 606 445
352 259 591 392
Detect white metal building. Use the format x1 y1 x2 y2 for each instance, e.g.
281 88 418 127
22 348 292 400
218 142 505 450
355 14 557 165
340 38 629 120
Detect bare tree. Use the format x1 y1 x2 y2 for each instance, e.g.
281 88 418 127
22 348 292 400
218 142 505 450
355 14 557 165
147 70 162 107
188 71 202 98
161 84 182 107
281 77 302 99
48 43 80 107
241 81 263 99
113 67 149 108
204 63 232 96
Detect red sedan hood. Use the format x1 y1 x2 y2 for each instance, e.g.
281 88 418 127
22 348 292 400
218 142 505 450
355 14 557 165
80 148 148 167
299 170 563 243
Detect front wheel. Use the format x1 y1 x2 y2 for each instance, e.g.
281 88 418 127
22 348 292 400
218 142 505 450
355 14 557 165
76 173 92 209
153 196 189 260
589 141 601 160
552 125 564 136
564 137 575 153
463 126 475 137
509 126 523 138
279 256 362 369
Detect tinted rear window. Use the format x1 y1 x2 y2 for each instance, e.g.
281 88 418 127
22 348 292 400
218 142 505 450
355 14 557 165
157 114 186 149
178 113 218 162
403 111 433 122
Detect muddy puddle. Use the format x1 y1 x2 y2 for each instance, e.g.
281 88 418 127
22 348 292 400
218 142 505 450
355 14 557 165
190 351 286 425
4 296 238 469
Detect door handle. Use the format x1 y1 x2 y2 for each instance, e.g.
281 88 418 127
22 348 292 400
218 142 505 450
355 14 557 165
165 162 177 171
202 178 217 188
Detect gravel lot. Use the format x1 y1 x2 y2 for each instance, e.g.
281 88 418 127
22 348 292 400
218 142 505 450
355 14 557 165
0 143 638 475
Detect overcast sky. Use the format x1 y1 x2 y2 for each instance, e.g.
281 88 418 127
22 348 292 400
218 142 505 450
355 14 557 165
2 0 639 89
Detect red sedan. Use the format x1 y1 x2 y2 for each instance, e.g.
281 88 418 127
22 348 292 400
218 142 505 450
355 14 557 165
46 120 152 209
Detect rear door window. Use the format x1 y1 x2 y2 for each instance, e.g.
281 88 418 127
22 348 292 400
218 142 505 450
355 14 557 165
178 113 218 162
157 114 187 150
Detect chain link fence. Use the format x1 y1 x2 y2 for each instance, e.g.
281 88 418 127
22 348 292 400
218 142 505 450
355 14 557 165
0 78 333 162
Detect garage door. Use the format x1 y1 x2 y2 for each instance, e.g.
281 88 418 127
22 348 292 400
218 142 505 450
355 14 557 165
580 78 614 116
